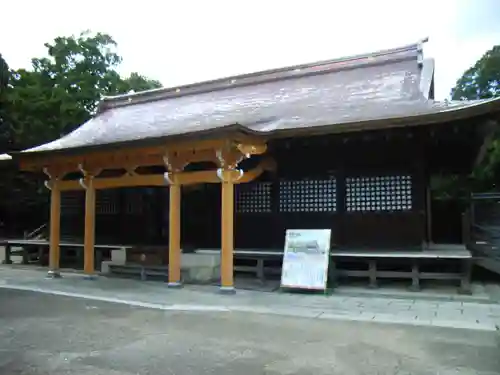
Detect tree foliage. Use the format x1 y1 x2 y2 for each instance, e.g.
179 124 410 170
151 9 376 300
5 31 162 151
451 46 500 101
437 45 500 198
0 32 162 231
0 53 11 150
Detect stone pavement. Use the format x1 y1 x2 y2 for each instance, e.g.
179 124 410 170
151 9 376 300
1 266 499 332
3 289 500 375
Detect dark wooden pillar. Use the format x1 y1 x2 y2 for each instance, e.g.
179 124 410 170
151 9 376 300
413 139 428 249
336 161 347 248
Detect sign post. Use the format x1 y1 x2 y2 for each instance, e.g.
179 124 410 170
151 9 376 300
280 229 331 291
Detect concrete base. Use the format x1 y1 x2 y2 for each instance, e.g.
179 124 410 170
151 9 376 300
0 246 10 264
46 270 62 279
111 248 127 264
100 248 127 274
167 282 183 288
181 253 221 283
101 261 112 274
219 286 236 295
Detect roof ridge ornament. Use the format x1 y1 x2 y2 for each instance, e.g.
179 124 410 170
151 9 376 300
417 37 429 66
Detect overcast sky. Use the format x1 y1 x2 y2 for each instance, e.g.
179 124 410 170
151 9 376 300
1 0 499 100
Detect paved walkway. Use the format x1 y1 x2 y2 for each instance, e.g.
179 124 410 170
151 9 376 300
1 266 499 332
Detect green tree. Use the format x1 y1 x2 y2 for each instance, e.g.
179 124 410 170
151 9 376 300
0 32 163 230
0 53 8 92
0 53 12 152
441 45 500 196
119 72 162 94
8 31 162 150
451 46 500 100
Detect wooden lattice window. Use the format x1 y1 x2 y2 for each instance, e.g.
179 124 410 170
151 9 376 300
61 191 83 215
279 178 337 213
235 182 272 213
123 189 144 214
96 190 119 215
345 175 412 212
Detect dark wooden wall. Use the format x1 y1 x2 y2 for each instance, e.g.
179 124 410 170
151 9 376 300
56 118 485 249
231 133 427 250
56 131 430 249
60 188 167 245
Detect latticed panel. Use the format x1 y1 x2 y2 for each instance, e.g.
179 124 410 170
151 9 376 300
279 178 337 213
235 182 272 213
96 190 119 215
61 191 83 216
123 188 144 214
345 175 412 212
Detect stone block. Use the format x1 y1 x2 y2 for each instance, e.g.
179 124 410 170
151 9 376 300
181 253 221 283
0 246 5 264
111 248 127 265
101 261 112 274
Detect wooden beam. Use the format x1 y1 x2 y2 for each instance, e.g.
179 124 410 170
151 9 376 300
82 175 96 278
219 169 235 293
47 179 61 278
167 174 182 287
21 138 268 174
54 158 275 191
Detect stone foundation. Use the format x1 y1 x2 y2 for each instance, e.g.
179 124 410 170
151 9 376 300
181 252 220 283
101 247 127 273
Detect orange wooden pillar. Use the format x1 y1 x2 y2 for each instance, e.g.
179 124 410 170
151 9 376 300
167 173 182 287
219 169 236 293
47 179 61 278
82 174 97 279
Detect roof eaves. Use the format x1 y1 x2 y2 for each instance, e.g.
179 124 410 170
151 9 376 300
12 123 260 159
260 98 500 140
0 153 12 161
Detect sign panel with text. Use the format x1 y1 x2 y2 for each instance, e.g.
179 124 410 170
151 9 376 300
280 229 331 290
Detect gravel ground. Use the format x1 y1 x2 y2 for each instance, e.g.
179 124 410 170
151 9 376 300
0 289 499 374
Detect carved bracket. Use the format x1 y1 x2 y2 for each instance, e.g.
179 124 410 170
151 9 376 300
79 178 88 190
236 143 267 158
163 154 187 173
217 168 244 183
216 149 245 169
163 172 175 185
216 141 267 169
43 167 63 191
78 163 101 177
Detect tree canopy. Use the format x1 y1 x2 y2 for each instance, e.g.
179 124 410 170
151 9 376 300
451 46 500 101
3 31 162 151
0 54 11 151
0 32 162 227
446 45 500 195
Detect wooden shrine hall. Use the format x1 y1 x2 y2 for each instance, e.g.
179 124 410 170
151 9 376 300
6 40 500 292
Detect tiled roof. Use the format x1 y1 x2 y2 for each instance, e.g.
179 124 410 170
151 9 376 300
0 153 12 162
19 41 500 155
